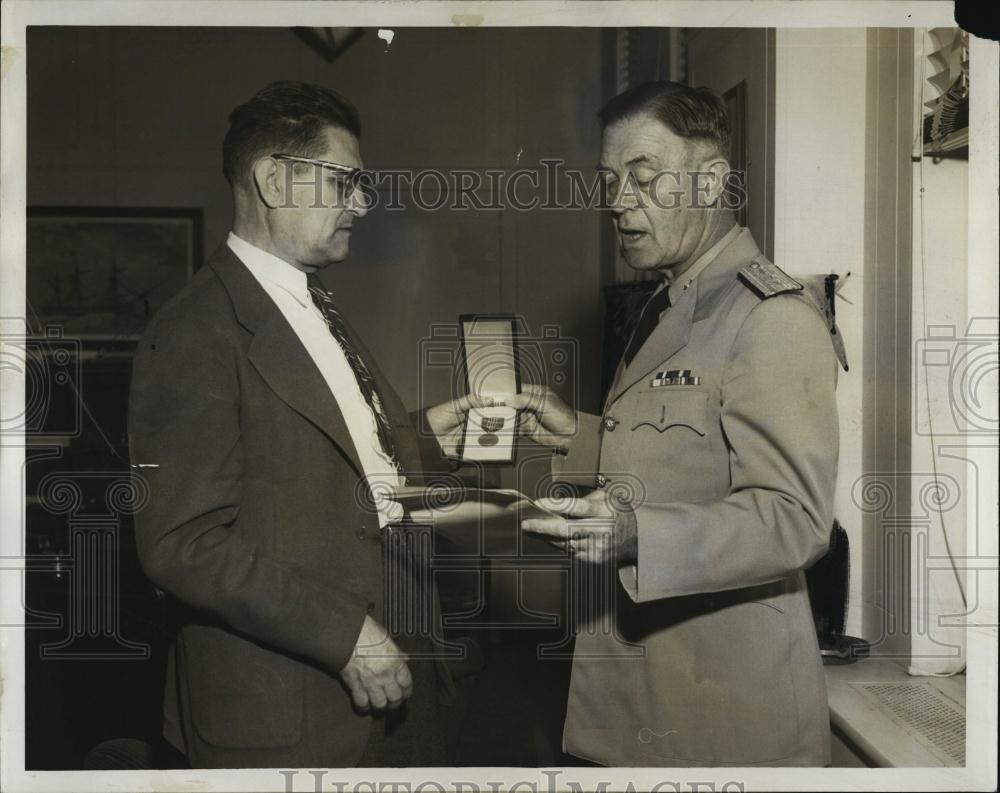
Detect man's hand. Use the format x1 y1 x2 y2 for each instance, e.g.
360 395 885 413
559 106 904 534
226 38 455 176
507 384 578 452
521 488 637 565
339 615 412 712
426 385 577 455
424 394 488 457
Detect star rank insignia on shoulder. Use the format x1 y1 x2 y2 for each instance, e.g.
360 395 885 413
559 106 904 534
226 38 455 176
738 258 804 299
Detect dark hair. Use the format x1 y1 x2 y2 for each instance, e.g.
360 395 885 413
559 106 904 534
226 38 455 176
598 81 730 160
222 80 361 187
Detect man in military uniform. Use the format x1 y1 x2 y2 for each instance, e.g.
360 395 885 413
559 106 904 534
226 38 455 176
515 82 842 766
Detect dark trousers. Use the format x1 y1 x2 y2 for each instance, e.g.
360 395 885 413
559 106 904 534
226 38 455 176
359 523 455 766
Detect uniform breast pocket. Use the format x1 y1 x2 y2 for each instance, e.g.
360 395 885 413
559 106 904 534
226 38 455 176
630 389 708 437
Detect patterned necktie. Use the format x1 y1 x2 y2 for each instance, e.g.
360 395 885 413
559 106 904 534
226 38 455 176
306 273 402 473
623 284 672 367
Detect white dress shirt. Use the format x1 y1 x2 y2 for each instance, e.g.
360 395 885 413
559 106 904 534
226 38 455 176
227 232 403 527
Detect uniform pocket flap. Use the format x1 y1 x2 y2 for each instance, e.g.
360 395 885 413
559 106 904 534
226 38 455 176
631 389 708 436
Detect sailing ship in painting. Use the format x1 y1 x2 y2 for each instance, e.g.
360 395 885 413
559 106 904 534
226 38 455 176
26 211 198 338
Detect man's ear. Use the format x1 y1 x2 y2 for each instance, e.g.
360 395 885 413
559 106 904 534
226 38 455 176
251 156 284 209
697 153 731 208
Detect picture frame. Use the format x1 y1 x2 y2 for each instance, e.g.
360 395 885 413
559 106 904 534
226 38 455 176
26 207 202 341
723 80 749 228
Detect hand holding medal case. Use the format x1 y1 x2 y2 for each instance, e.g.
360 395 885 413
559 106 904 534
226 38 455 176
458 314 520 462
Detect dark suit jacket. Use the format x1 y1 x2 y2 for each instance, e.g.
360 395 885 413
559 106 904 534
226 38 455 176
128 244 440 767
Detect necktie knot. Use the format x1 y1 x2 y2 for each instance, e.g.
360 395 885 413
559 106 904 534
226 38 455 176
622 285 672 367
650 283 672 312
306 272 331 300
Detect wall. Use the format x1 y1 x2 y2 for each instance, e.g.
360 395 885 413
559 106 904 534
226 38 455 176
688 27 775 260
773 28 868 639
909 152 968 674
26 26 607 413
907 29 969 676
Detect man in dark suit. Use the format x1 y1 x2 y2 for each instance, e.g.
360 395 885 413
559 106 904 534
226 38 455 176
128 81 469 768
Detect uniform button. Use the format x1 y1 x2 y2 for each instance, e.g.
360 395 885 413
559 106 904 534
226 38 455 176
357 523 368 540
603 416 618 432
366 601 376 613
596 474 607 488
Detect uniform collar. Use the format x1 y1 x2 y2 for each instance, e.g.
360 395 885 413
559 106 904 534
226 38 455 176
666 223 741 304
227 232 311 309
692 226 763 319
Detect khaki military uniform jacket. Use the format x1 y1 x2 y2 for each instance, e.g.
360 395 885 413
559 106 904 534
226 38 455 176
557 228 839 766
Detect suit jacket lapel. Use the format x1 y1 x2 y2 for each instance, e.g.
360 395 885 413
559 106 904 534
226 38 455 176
249 312 367 475
209 245 365 476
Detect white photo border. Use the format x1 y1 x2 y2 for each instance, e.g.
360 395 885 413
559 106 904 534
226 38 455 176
1 2 996 792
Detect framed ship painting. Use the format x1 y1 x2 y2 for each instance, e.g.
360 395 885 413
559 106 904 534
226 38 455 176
26 207 202 340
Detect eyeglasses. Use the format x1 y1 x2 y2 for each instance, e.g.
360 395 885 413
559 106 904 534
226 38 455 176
270 153 366 196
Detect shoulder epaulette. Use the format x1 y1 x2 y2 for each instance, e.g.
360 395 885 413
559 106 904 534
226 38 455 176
738 259 803 299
